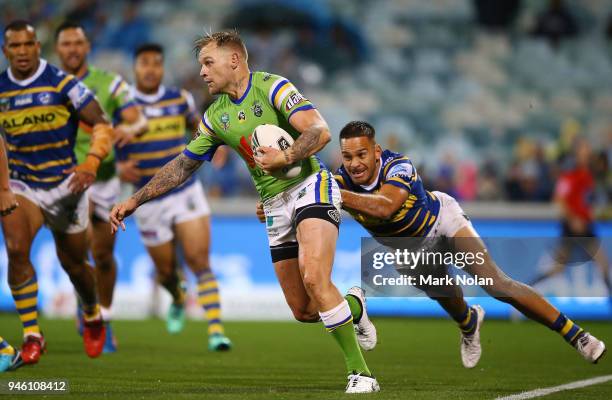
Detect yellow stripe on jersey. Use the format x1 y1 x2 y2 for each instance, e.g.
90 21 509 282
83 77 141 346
9 157 72 171
20 174 64 183
1 105 71 136
128 144 185 161
132 130 184 144
319 170 331 203
198 120 217 137
146 115 185 136
411 211 431 236
387 176 412 188
334 174 346 188
151 97 187 109
7 139 70 153
0 86 61 98
392 209 422 235
273 82 292 109
56 75 74 92
138 166 163 177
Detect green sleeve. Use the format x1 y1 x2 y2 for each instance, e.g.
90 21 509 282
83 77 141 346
183 110 224 161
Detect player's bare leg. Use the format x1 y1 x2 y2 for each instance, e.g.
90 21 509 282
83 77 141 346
52 229 105 358
455 225 606 363
89 212 118 352
90 214 118 317
145 241 186 334
296 218 378 393
274 257 319 322
175 216 231 350
2 195 45 364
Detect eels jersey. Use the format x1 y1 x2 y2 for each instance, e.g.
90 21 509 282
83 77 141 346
116 85 197 198
184 71 321 201
335 150 440 237
0 59 94 188
74 66 137 181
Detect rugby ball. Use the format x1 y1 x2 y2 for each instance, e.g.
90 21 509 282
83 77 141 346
251 124 302 179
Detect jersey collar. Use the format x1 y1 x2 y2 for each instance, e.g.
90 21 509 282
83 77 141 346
8 58 47 86
230 72 252 105
132 85 166 103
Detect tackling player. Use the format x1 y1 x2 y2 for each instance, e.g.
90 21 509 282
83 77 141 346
110 31 379 393
115 43 231 350
333 121 606 367
55 21 148 352
0 20 113 363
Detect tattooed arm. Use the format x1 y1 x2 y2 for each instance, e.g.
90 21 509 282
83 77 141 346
253 109 331 173
109 153 203 233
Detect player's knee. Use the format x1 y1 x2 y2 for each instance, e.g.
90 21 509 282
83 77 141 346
156 267 175 285
302 272 328 296
92 251 115 271
291 308 319 323
5 239 30 266
184 251 209 270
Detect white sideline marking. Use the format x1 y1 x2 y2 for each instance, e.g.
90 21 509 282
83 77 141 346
495 374 612 400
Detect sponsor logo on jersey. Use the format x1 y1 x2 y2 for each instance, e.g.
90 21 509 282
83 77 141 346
266 216 274 227
285 92 304 111
327 209 340 224
297 188 307 200
0 98 10 112
15 94 33 106
238 110 246 123
2 113 56 129
386 163 413 180
37 92 51 105
220 112 230 131
251 101 263 117
263 73 271 81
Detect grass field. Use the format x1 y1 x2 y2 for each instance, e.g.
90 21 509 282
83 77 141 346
1 314 611 399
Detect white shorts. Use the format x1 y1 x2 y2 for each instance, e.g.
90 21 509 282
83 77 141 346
134 180 210 247
88 177 120 223
9 176 89 234
426 191 473 238
262 169 341 262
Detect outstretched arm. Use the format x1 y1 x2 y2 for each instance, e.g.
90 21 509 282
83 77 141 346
109 153 203 233
132 153 202 206
340 184 409 220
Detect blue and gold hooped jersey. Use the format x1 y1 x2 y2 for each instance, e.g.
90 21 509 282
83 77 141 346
117 85 197 196
0 59 94 188
335 149 440 237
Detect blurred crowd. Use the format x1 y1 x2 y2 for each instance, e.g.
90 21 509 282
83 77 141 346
0 0 610 209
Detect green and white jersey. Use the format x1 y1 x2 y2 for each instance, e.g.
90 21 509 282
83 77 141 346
74 66 137 181
184 71 321 200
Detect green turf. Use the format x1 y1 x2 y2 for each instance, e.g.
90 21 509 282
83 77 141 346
1 314 611 399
